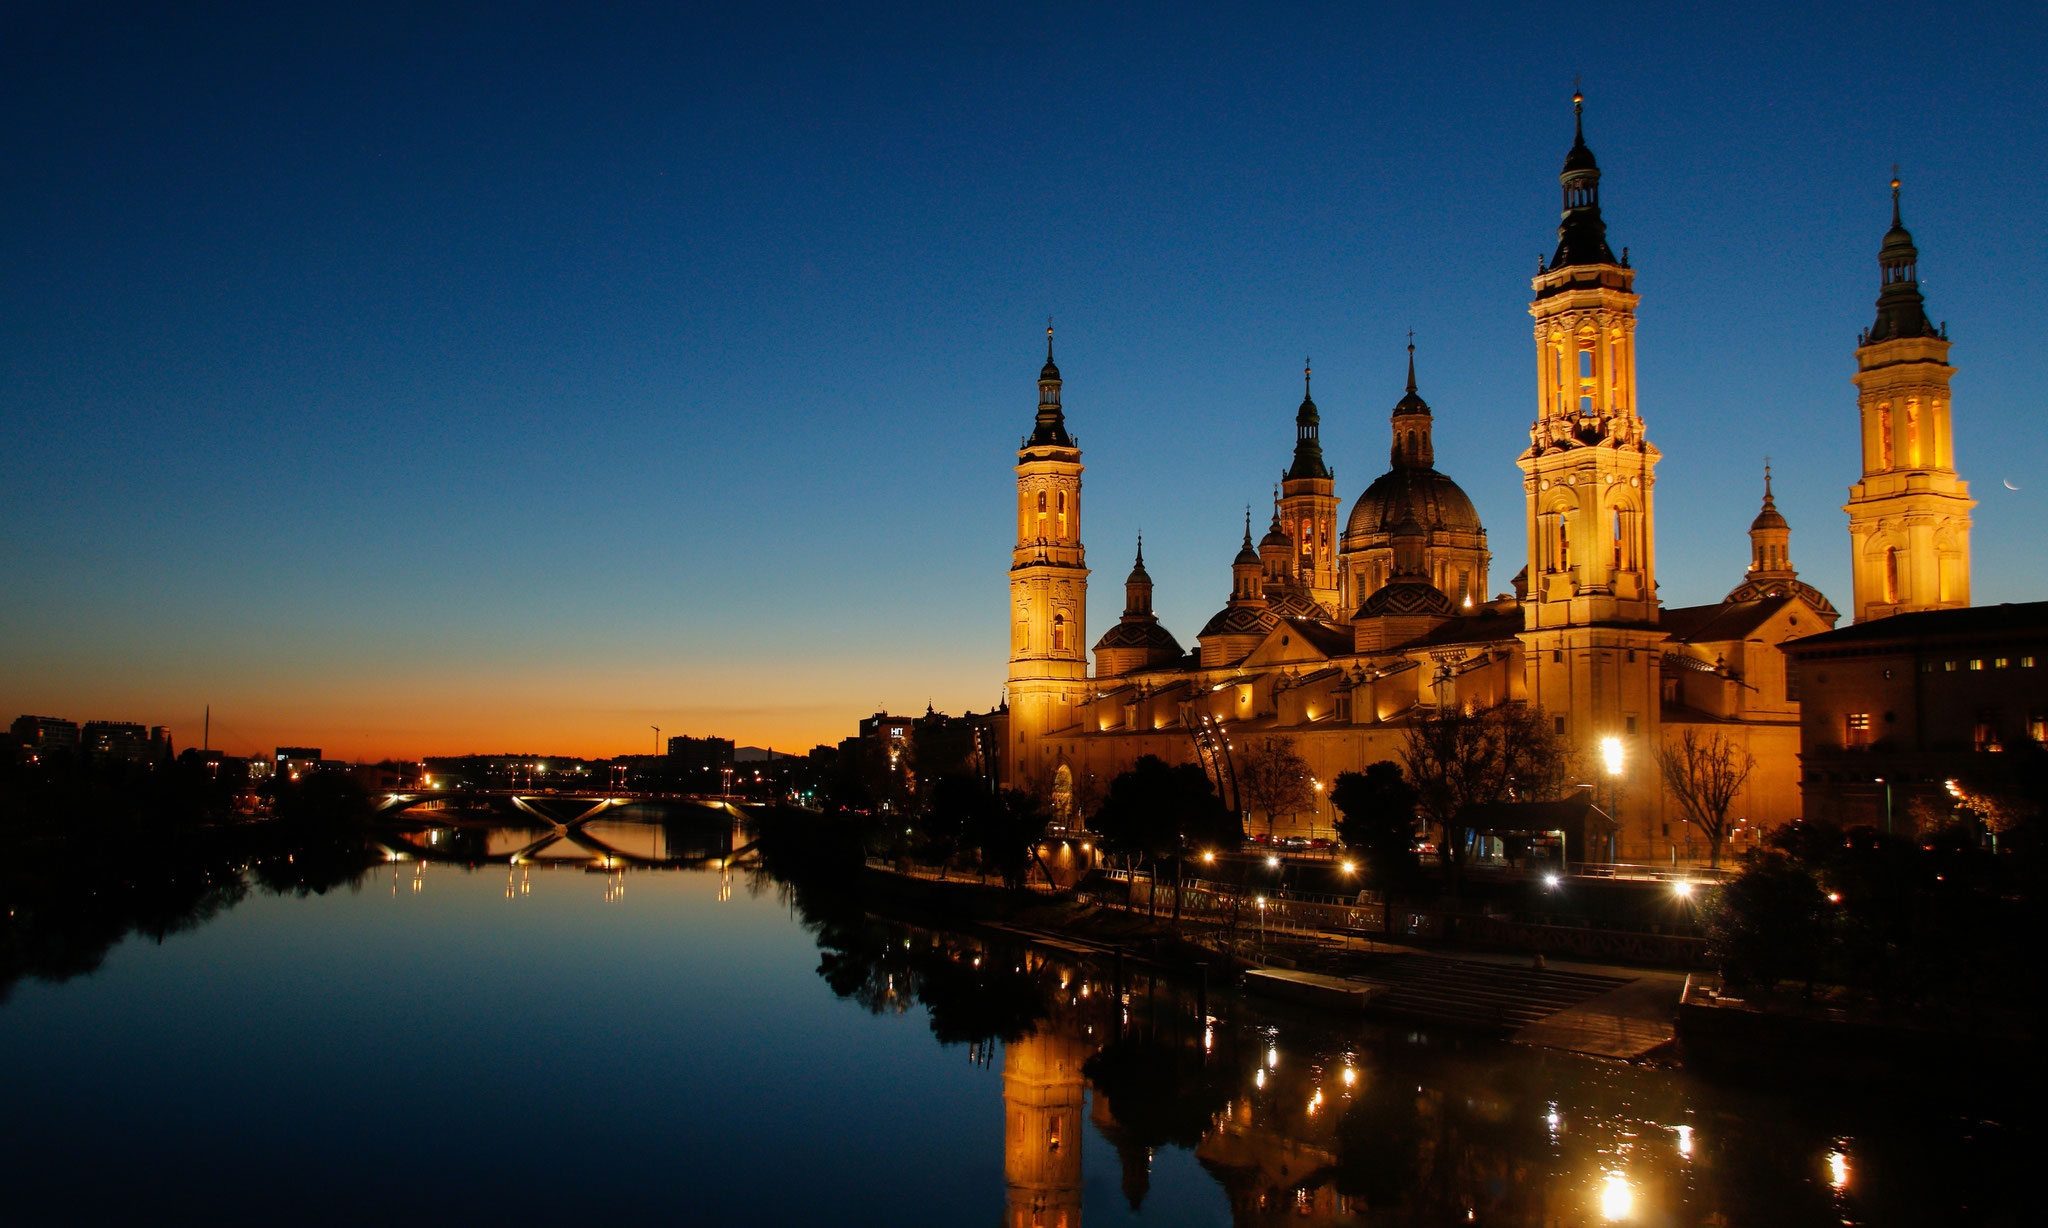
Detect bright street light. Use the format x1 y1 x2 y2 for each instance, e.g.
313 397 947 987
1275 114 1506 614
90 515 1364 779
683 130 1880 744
1601 736 1624 776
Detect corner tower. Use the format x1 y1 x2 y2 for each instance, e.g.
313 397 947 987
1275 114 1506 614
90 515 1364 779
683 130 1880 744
1845 178 1971 622
1280 362 1341 612
1007 326 1089 788
1517 92 1660 630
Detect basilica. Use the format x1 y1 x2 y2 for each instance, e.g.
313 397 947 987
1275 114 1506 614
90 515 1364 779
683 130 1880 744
1002 97 1970 864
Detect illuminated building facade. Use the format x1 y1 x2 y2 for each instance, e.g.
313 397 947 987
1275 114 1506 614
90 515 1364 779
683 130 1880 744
995 97 1932 863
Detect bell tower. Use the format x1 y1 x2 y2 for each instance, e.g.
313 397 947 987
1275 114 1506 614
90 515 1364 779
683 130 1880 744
1007 325 1089 787
1517 91 1660 631
1515 92 1665 847
1280 361 1341 612
1845 177 1971 623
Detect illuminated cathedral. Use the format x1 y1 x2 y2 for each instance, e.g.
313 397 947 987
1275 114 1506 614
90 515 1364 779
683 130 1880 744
1003 97 1969 862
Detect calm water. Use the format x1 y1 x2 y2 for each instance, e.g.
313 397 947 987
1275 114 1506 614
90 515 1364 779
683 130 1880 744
0 815 2026 1226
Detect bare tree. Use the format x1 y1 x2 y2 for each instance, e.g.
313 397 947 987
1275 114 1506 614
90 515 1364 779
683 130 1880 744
1235 736 1314 841
1402 704 1573 881
1655 727 1755 867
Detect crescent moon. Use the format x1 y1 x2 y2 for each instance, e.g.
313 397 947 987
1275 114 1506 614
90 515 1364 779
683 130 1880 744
2005 478 2021 491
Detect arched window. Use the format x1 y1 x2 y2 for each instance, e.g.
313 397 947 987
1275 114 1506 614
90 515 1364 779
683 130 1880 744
1036 491 1048 540
1299 517 1313 558
1612 509 1623 569
1884 546 1900 605
1052 613 1066 651
1877 405 1893 470
1906 400 1921 468
1558 515 1571 570
1055 490 1067 538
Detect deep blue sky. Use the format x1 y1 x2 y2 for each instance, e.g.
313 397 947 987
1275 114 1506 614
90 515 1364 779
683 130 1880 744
4 1 2044 757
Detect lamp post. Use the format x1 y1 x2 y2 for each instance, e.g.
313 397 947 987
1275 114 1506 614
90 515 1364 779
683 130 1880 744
1601 735 1624 865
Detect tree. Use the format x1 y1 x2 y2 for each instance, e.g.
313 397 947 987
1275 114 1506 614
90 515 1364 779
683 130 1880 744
1092 755 1237 918
1655 728 1755 867
1234 736 1314 840
1702 850 1826 993
1402 704 1571 880
1331 761 1422 890
968 788 1051 889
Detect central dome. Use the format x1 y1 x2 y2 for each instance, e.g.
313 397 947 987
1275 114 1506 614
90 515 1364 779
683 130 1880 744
1343 467 1483 546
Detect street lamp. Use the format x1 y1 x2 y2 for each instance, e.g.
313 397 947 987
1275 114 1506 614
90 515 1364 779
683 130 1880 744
1601 735 1624 865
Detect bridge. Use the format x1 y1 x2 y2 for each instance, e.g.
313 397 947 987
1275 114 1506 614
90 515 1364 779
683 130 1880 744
371 791 764 871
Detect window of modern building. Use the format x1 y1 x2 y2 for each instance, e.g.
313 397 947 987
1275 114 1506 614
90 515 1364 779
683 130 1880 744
1970 659 1984 671
2029 713 2047 745
1995 657 2010 669
1845 713 1872 747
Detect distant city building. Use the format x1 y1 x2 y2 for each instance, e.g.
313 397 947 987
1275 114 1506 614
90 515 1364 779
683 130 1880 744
81 721 151 763
1788 602 2048 830
10 715 80 761
274 747 323 780
666 735 735 776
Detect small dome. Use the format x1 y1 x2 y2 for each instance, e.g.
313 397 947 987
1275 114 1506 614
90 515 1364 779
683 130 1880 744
1198 604 1279 640
1233 540 1261 567
1126 557 1152 585
1563 136 1598 175
1750 503 1788 532
1344 467 1484 543
1040 356 1061 381
1094 620 1183 655
1356 579 1456 620
1263 585 1333 621
1259 523 1291 551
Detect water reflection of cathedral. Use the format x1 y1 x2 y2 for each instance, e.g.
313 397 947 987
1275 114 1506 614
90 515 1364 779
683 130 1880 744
815 916 1875 1224
1003 1030 1088 1228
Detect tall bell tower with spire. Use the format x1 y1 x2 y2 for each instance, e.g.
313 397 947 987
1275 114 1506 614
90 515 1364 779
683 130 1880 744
1007 324 1089 787
1845 177 1971 623
1280 360 1341 612
1517 90 1660 631
1516 91 1664 777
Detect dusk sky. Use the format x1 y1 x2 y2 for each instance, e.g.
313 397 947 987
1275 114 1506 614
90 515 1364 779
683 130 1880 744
4 1 2044 761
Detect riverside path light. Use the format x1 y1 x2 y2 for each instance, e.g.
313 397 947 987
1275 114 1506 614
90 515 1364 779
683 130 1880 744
1601 735 1624 864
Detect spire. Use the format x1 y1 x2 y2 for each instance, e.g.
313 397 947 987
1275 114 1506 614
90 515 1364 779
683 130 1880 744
1748 460 1793 579
1865 172 1939 345
1390 339 1435 469
1027 321 1073 448
1286 357 1331 480
1124 535 1153 615
1550 87 1616 270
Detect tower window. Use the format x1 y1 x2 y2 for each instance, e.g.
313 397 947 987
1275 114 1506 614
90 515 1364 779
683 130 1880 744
1883 546 1900 605
1056 490 1067 538
1906 400 1922 467
1877 405 1893 470
1052 613 1066 652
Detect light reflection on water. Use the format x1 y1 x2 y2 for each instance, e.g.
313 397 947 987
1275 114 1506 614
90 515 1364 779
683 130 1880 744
0 816 2028 1225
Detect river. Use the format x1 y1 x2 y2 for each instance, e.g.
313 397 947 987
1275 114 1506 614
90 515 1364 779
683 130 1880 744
0 810 2026 1225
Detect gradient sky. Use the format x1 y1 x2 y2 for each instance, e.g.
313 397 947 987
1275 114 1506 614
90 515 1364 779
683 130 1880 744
4 1 2044 761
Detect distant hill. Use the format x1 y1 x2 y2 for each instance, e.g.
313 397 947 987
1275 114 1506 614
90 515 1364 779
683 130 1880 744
733 746 791 762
